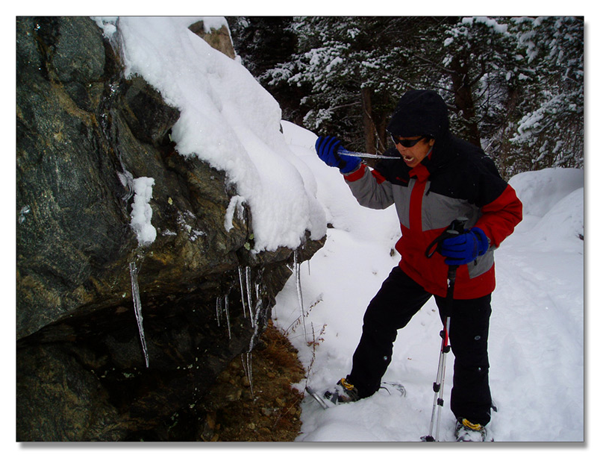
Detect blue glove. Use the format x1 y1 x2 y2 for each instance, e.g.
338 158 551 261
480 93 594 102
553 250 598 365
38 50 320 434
439 227 489 265
315 136 361 174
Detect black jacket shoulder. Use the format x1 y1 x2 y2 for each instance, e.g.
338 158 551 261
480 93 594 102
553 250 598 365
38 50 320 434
428 136 507 206
374 136 507 207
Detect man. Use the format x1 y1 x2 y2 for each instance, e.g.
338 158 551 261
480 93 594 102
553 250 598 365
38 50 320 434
314 89 523 441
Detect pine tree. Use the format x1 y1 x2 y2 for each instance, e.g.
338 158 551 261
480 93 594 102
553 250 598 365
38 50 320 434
227 16 583 177
436 18 517 149
507 17 584 174
262 17 449 154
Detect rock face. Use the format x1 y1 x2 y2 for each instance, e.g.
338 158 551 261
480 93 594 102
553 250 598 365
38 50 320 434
188 20 237 59
16 17 323 441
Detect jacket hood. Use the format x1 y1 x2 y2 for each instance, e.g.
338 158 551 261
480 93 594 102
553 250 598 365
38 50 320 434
387 90 450 140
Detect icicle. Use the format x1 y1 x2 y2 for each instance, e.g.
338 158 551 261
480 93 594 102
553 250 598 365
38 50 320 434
243 272 266 401
224 294 231 340
238 266 247 318
241 352 254 399
248 299 263 350
215 296 222 327
246 266 254 327
129 261 150 368
294 249 307 339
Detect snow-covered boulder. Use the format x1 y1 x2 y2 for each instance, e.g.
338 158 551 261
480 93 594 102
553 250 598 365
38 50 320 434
16 16 324 441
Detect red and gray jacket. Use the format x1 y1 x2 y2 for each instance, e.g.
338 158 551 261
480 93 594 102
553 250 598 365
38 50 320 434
343 135 523 299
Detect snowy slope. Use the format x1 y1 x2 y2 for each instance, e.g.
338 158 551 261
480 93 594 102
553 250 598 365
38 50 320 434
274 121 584 442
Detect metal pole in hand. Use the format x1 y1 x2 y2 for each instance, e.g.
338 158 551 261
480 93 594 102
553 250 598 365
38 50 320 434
423 265 456 442
422 218 466 442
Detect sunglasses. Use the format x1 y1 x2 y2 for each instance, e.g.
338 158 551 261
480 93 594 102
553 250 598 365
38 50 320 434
390 135 425 148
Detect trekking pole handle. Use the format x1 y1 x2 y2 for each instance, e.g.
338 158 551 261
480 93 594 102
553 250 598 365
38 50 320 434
425 217 469 258
448 217 468 234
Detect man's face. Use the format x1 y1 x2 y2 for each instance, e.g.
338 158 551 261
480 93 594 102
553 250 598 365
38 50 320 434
395 136 436 168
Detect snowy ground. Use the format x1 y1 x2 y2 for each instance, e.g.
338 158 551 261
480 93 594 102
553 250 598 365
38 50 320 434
274 122 585 443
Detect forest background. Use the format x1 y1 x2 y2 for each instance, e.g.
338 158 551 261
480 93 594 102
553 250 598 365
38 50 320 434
226 16 584 179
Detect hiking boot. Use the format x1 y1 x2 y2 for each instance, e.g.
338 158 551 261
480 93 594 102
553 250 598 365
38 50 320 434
455 418 488 442
324 378 360 404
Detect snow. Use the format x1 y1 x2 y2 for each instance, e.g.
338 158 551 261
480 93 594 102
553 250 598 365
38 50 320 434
224 195 246 232
508 168 583 218
130 177 157 247
274 121 584 442
462 17 509 35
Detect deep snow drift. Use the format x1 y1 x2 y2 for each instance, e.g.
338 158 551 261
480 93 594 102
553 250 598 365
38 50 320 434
274 121 584 442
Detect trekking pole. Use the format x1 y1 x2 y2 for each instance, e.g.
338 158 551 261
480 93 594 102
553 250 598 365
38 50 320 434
422 218 467 442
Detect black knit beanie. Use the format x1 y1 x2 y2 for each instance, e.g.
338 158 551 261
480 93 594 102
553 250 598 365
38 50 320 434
387 90 449 139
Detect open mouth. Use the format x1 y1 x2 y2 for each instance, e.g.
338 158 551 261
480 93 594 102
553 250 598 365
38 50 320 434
403 156 415 164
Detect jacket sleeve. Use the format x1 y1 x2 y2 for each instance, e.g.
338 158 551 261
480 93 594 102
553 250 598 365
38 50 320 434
475 182 523 249
343 163 395 210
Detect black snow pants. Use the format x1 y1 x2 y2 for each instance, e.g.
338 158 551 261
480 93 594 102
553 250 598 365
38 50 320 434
348 266 493 425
